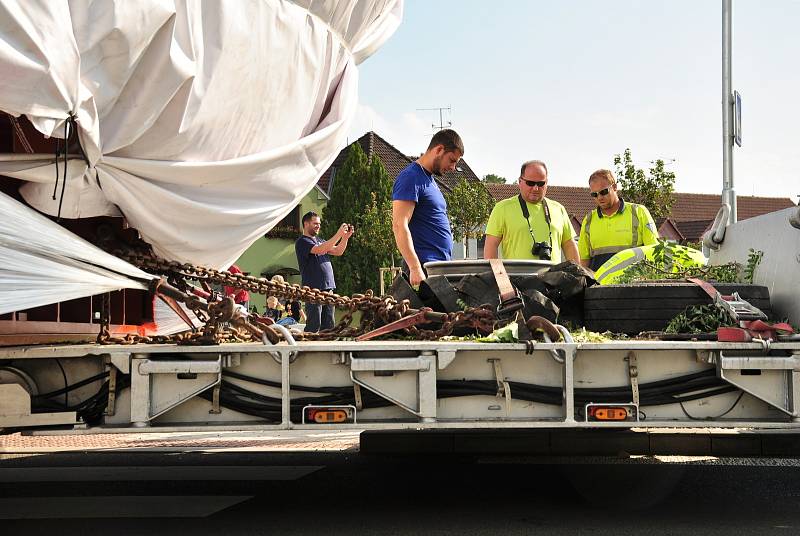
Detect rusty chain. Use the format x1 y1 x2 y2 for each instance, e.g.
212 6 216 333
105 248 501 344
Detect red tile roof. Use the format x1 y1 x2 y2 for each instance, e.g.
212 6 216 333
486 184 597 219
655 218 685 241
673 220 713 243
668 192 796 221
318 131 480 195
486 183 796 227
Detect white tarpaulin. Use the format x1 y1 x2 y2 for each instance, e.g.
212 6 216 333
0 190 156 316
0 0 402 268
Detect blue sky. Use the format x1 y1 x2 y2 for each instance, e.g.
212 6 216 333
350 0 800 200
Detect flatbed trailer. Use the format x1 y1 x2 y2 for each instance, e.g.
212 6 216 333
2 338 799 432
4 204 799 441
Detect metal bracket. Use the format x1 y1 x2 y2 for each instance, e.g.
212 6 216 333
489 358 512 416
790 206 800 230
561 345 579 423
106 365 117 417
130 354 222 426
353 383 363 410
0 384 77 428
716 351 800 417
349 352 437 421
702 204 730 252
627 351 640 407
437 349 457 370
106 353 130 374
209 383 222 414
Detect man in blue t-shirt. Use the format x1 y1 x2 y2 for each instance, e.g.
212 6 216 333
294 211 354 332
392 129 464 286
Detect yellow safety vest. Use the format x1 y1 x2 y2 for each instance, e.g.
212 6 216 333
595 243 708 285
583 202 641 257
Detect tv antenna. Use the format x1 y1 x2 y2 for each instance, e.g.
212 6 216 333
417 106 452 132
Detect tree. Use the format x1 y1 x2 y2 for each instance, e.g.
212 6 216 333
321 144 396 296
481 173 507 184
445 178 495 258
613 148 676 221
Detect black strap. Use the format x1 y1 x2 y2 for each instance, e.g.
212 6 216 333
517 194 552 247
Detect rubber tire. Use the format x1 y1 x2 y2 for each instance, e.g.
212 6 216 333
584 282 772 335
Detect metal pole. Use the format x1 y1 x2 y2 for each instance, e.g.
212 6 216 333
722 0 737 224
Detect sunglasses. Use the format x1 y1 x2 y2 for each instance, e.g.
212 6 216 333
519 178 547 188
590 187 611 198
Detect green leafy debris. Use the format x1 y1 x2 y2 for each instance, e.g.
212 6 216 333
665 304 731 334
614 240 761 285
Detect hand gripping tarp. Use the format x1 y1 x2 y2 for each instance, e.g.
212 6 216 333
0 0 402 268
0 191 156 316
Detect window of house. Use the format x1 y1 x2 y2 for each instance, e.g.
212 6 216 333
265 205 301 239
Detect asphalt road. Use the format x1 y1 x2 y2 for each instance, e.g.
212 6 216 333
3 442 800 535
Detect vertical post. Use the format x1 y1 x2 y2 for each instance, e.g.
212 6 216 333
281 349 292 428
130 354 150 427
790 370 800 422
562 347 577 423
721 0 737 224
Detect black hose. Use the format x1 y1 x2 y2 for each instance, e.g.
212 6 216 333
203 367 739 423
28 365 739 425
33 371 109 400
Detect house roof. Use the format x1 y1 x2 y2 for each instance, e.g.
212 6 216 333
673 220 713 243
655 218 685 241
668 192 796 221
486 183 796 227
486 184 597 219
318 131 480 195
438 158 481 191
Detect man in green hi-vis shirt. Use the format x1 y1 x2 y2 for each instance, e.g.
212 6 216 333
484 159 580 263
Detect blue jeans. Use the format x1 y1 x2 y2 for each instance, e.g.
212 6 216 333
305 301 334 332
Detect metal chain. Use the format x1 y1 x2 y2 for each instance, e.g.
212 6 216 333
113 248 499 342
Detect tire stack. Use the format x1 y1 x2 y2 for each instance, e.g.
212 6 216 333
583 282 772 335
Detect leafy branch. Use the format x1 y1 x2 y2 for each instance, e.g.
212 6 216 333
614 240 763 285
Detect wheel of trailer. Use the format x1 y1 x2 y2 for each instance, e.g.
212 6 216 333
583 282 772 335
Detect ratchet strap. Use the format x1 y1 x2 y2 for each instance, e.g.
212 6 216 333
489 258 523 318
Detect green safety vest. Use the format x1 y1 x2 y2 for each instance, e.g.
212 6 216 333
594 243 708 285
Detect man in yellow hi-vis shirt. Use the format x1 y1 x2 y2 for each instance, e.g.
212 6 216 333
578 169 659 271
484 160 579 262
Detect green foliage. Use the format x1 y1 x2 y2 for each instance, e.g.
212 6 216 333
445 178 494 257
481 173 507 184
665 304 731 334
613 148 675 221
614 239 765 287
569 327 626 343
744 248 764 284
321 144 396 296
619 243 767 334
441 322 518 343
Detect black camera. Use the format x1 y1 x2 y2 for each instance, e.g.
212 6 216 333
532 241 552 260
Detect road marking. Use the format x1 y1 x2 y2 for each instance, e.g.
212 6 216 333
0 496 252 519
0 465 323 482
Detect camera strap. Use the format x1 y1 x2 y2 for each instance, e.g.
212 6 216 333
517 194 552 247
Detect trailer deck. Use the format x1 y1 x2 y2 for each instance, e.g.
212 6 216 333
3 339 799 433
